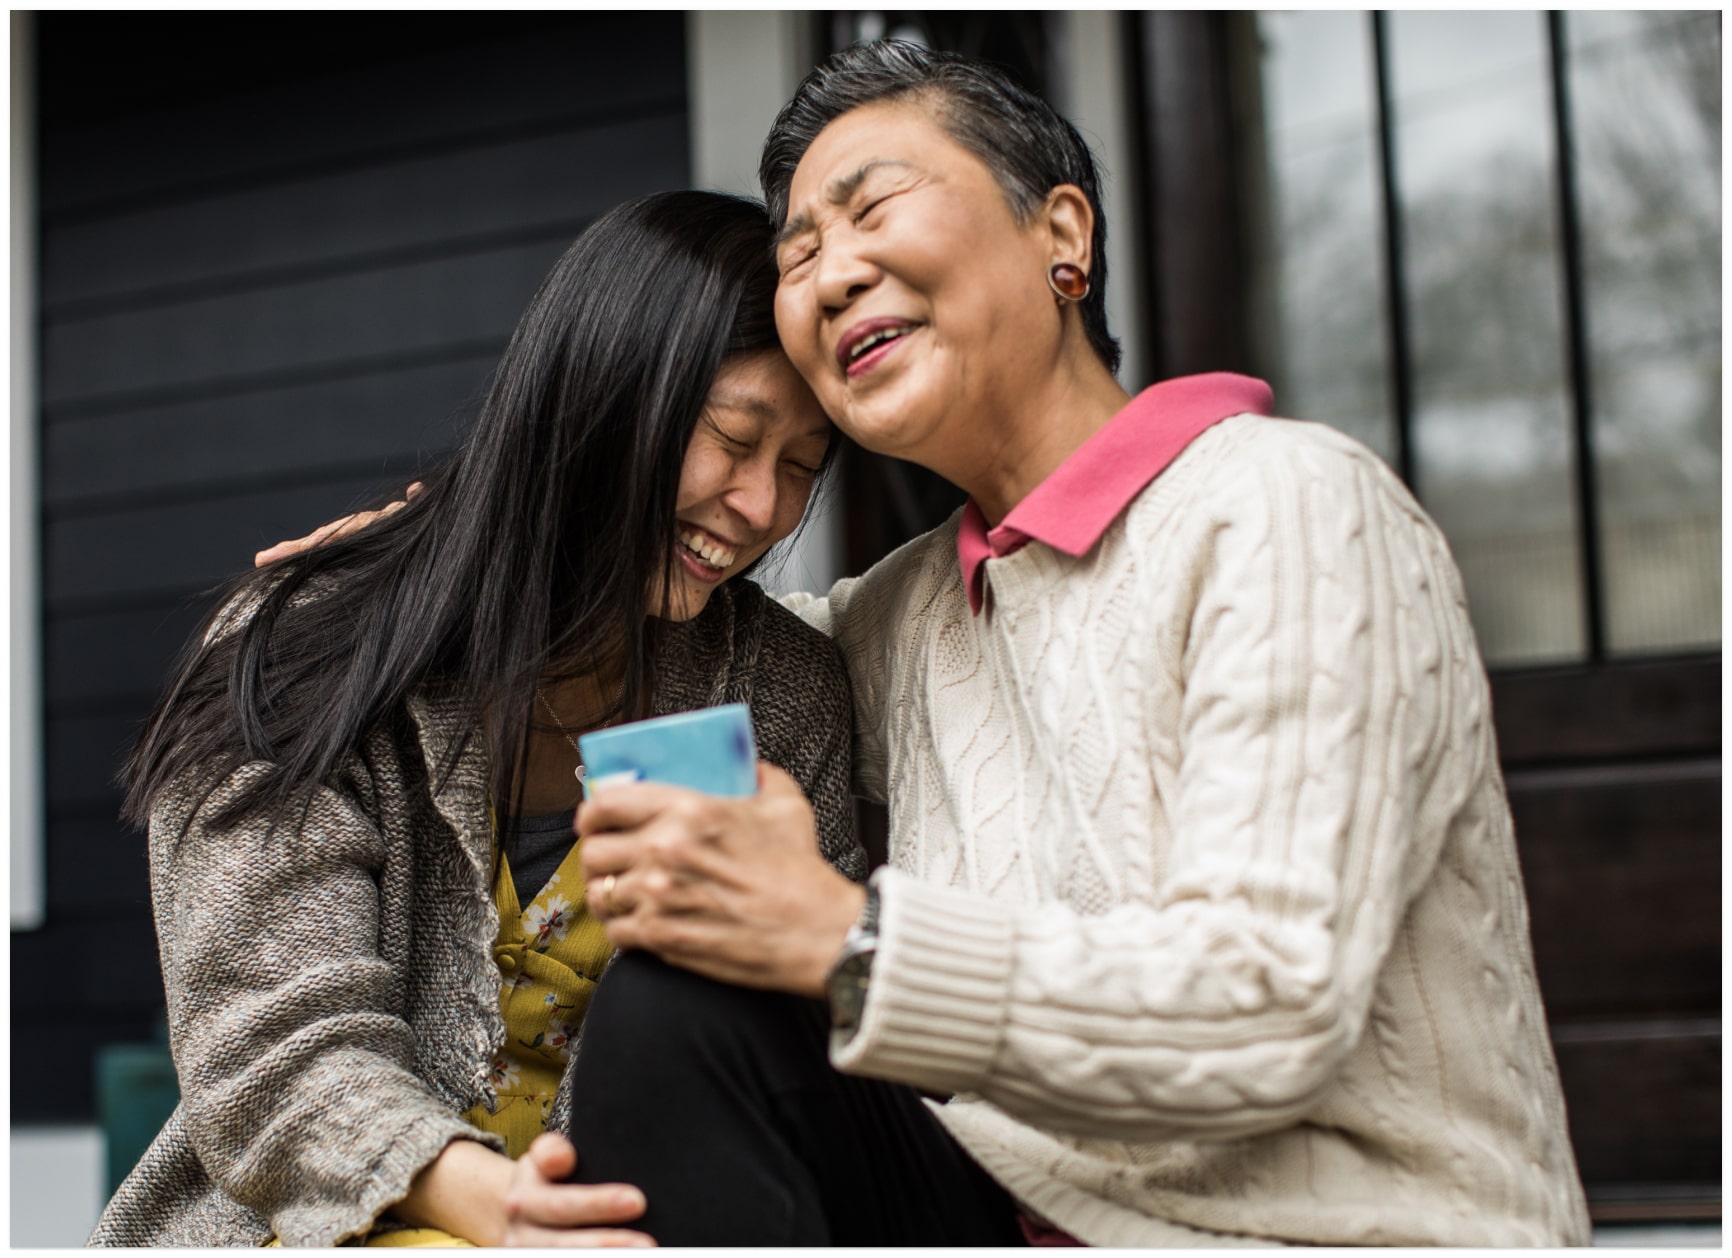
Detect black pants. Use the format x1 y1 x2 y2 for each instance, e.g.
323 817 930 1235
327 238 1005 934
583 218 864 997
562 950 1027 1247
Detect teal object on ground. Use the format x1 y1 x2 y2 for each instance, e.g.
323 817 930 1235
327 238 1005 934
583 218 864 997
579 703 758 797
96 1042 180 1195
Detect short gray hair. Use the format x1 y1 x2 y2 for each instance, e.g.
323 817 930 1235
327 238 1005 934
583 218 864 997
760 40 1122 376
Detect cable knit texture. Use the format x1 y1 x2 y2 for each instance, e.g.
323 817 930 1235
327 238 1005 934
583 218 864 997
89 580 863 1248
789 414 1590 1247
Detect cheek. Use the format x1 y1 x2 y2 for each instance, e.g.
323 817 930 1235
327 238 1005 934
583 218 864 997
674 445 731 512
924 233 1050 373
774 480 814 540
774 288 824 372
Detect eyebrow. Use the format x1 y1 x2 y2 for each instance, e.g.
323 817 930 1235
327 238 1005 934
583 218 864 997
706 395 832 443
706 392 780 423
777 159 914 247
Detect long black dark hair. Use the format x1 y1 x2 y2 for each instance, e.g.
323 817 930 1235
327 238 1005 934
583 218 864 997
124 190 789 831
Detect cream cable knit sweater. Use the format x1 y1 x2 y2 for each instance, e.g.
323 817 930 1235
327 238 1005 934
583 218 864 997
790 414 1589 1247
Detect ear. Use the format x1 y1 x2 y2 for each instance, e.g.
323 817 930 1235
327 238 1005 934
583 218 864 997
1042 184 1095 275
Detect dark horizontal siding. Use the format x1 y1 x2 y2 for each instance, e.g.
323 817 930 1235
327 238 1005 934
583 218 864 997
47 473 439 610
44 601 210 712
43 357 495 513
44 113 685 314
23 12 691 1125
1492 658 1721 1213
42 238 571 408
39 15 685 213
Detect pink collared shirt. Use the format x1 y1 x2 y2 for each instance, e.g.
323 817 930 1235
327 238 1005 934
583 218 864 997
957 373 1275 614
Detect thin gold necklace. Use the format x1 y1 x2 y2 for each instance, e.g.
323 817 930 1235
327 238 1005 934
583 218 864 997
536 683 625 785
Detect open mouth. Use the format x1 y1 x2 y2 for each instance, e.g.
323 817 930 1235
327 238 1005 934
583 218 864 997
677 526 738 578
838 320 921 378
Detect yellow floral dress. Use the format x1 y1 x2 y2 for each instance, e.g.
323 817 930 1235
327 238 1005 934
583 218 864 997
462 834 614 1159
327 830 613 1247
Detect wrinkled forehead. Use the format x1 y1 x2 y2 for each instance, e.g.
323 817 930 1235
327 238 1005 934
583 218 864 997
778 95 952 222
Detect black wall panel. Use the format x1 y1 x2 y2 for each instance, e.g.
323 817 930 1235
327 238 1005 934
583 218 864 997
39 16 685 210
44 358 497 509
20 12 691 1125
45 114 686 309
43 239 571 405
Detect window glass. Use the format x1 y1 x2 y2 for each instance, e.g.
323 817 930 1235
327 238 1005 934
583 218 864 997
1387 10 1586 665
1568 11 1721 654
1250 12 1394 463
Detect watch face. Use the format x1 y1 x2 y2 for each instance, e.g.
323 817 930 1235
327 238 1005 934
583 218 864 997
829 950 873 1031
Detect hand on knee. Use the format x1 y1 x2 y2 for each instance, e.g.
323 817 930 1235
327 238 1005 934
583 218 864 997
500 1135 655 1248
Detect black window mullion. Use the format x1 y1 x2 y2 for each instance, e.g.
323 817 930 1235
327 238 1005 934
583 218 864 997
1545 10 1608 662
1369 11 1416 491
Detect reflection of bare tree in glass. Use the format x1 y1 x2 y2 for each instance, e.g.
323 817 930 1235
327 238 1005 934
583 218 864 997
1402 139 1587 663
1264 143 1393 462
1257 10 1720 659
1403 152 1573 536
1572 10 1720 651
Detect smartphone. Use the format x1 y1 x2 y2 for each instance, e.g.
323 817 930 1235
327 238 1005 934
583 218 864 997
577 703 758 798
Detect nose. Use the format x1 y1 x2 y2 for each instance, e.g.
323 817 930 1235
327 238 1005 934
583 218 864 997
813 234 878 312
723 455 781 535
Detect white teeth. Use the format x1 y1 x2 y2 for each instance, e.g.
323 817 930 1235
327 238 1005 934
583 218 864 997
849 326 908 363
678 529 737 570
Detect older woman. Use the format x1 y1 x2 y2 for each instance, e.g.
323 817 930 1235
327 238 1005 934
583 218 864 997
567 41 1591 1248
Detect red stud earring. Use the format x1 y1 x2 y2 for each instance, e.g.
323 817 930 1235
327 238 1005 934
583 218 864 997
1047 262 1091 303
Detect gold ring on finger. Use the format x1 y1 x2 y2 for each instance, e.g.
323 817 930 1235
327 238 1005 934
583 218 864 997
602 873 621 917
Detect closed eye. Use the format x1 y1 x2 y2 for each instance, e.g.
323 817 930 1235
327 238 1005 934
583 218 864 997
854 196 888 226
703 417 754 450
779 244 818 278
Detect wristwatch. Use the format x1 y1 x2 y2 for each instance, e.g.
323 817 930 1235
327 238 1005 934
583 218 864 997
825 882 880 1038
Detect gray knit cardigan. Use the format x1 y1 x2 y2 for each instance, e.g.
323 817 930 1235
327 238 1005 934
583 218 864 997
89 579 863 1247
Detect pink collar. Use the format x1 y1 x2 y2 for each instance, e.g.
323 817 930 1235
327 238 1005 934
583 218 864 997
958 373 1274 614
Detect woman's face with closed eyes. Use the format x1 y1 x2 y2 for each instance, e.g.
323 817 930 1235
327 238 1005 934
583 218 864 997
654 349 833 622
771 98 1068 479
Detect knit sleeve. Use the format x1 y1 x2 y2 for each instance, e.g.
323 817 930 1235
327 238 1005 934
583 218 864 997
151 767 499 1246
831 433 1479 1142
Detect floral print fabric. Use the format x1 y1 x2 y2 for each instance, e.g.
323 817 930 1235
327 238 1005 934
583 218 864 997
462 835 613 1160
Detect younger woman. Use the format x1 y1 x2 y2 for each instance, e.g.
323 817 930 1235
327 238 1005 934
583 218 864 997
90 191 864 1247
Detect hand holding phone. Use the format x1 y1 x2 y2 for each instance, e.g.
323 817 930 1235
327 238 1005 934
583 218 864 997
578 703 757 798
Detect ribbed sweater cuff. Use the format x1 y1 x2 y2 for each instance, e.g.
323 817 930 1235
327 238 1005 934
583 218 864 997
829 868 1014 1094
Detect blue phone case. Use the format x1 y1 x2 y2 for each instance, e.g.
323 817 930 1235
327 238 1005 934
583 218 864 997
577 703 758 798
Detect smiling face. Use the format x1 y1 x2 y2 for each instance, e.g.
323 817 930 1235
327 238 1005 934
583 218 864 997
655 348 833 622
772 98 1067 479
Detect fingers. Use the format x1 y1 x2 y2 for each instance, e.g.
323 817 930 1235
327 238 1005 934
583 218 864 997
525 1131 578 1180
503 1138 652 1245
586 870 632 923
578 834 637 881
755 760 802 799
253 512 361 567
251 484 424 568
253 516 349 567
506 1180 648 1229
577 781 705 837
579 829 729 923
582 864 690 926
